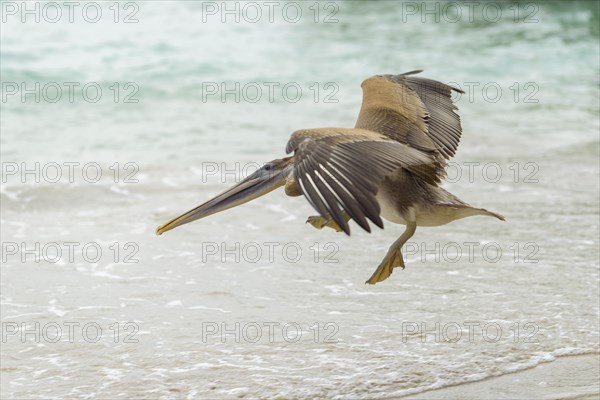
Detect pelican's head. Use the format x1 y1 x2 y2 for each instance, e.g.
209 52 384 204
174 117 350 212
156 157 293 235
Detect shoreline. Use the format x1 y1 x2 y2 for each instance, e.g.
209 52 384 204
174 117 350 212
404 354 600 399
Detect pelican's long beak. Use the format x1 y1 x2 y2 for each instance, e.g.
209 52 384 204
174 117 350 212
156 163 288 235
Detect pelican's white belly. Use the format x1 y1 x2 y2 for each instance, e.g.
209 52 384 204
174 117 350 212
375 191 415 225
375 189 471 227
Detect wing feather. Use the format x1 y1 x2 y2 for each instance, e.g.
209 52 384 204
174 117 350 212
356 71 464 161
286 128 441 234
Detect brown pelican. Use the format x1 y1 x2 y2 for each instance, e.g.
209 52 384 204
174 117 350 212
156 71 505 284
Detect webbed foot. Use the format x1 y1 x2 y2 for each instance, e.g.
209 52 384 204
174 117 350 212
306 216 344 232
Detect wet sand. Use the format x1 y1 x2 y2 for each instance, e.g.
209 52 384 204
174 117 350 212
405 354 600 400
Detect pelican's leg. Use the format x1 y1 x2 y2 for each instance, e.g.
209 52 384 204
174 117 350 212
306 214 350 232
365 221 417 285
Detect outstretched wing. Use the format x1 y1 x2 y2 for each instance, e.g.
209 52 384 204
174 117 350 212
355 70 464 160
285 128 443 235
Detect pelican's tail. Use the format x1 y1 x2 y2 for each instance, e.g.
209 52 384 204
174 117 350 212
475 208 506 221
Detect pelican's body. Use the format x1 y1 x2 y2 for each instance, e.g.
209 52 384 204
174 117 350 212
157 71 504 284
376 170 500 227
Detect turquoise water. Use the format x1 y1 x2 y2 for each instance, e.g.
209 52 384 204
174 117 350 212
1 1 599 398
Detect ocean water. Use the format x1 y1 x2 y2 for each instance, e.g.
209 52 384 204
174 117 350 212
1 1 599 398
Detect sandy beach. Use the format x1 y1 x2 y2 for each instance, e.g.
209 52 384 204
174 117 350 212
406 354 600 399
